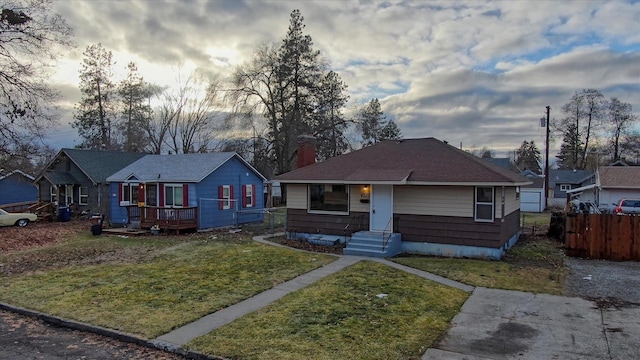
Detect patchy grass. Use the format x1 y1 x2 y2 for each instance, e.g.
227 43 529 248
0 233 336 338
189 261 469 360
393 234 566 295
521 211 551 229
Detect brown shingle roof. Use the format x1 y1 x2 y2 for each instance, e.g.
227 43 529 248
276 138 530 185
598 166 640 188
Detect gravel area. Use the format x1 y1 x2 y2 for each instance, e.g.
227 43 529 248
564 257 640 305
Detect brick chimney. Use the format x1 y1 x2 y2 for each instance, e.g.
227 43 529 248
297 135 316 169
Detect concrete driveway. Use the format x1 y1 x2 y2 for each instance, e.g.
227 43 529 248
424 287 640 359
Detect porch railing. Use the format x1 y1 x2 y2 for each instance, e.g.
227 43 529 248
126 206 198 232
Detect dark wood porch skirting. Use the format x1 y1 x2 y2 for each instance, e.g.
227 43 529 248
126 206 198 234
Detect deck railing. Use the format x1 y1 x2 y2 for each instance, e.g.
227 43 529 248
126 206 198 233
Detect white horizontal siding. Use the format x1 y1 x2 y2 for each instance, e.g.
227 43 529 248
394 186 473 217
286 184 307 209
505 187 520 215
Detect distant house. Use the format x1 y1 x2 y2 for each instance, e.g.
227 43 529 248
548 169 595 207
275 137 531 259
106 152 266 232
0 170 37 206
33 149 148 219
595 166 640 210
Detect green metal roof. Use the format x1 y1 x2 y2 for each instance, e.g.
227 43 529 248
62 149 148 184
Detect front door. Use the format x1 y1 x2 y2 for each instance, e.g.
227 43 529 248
370 185 393 232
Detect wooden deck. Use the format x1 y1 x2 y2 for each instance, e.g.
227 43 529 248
126 206 198 234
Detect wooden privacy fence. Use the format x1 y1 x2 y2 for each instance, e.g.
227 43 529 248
565 213 640 261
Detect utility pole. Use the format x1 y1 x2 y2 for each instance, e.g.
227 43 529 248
544 106 550 210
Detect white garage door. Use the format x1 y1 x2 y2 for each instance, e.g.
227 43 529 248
521 190 543 212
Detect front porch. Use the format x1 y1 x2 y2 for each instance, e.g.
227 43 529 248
126 206 198 234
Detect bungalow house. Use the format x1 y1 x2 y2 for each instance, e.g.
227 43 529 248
106 152 266 232
0 170 37 206
547 169 595 208
595 166 640 211
33 149 147 219
275 137 531 259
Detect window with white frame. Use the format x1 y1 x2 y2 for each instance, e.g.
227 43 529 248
50 186 57 203
165 184 183 207
79 187 88 205
475 186 494 222
244 184 254 208
221 185 231 210
560 184 572 192
146 184 158 206
120 183 139 205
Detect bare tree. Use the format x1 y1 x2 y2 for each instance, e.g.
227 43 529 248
154 72 225 154
606 97 637 162
555 89 605 169
0 0 73 165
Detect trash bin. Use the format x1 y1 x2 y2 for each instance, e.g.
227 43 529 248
91 223 102 235
58 207 71 222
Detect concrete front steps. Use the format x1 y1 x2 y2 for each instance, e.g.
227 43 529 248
344 231 401 258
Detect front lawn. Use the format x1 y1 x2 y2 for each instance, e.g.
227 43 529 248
0 233 336 338
189 261 469 360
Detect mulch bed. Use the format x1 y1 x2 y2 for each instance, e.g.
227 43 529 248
268 236 345 255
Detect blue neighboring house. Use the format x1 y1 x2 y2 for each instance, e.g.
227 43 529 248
0 170 37 205
106 152 266 232
548 169 595 207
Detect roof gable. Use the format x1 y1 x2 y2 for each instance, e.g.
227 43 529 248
107 152 266 183
276 138 530 185
62 149 148 184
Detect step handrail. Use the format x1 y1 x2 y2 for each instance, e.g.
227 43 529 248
381 218 393 251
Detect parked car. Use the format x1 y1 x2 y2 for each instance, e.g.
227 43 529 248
0 208 38 227
613 199 640 215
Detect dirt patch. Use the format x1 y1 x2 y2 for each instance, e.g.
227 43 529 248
0 220 88 252
0 220 171 276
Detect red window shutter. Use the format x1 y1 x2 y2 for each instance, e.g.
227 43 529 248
159 184 165 207
242 185 247 208
230 185 234 209
252 184 256 207
118 183 123 202
218 185 223 210
183 184 188 207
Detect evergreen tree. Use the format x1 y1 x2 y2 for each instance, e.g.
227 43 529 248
229 10 348 174
313 70 350 160
556 123 583 169
515 140 542 174
117 62 152 152
378 119 402 142
72 43 117 150
358 98 401 146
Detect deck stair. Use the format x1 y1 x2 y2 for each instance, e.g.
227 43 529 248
344 231 401 258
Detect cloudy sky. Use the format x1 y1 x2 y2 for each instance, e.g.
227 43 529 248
47 0 640 158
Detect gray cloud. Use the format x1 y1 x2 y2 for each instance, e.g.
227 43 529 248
47 0 640 158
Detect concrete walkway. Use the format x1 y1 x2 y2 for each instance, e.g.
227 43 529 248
153 234 474 349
